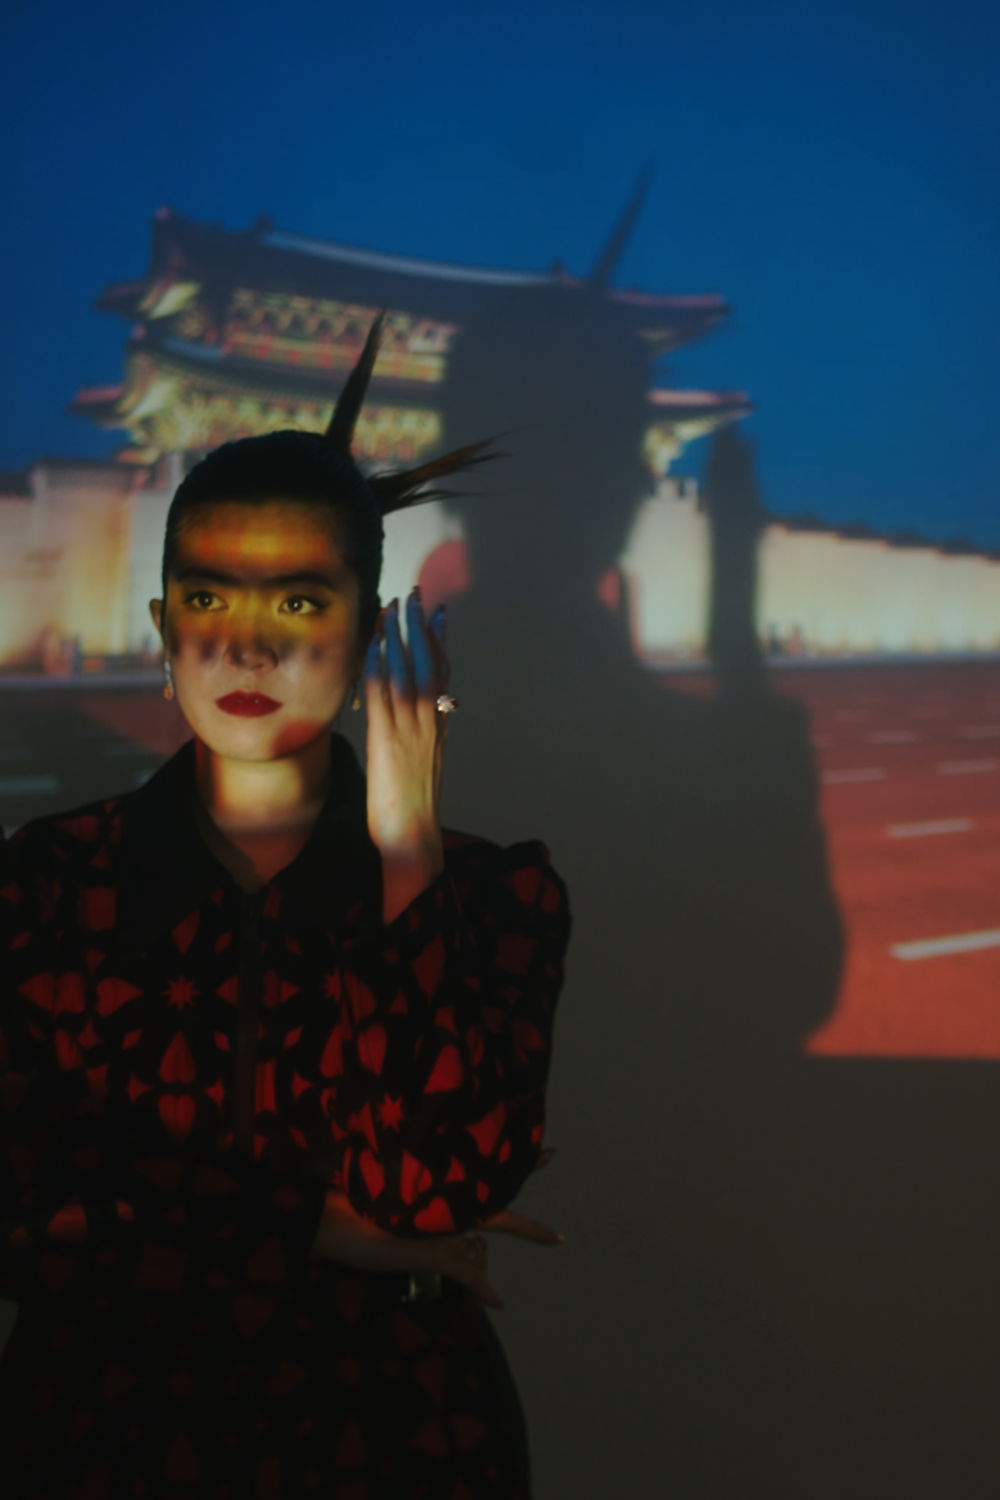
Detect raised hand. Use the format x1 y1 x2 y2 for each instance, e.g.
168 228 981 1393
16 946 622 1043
365 588 451 922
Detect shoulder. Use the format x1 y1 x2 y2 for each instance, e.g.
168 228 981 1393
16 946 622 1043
1 790 126 886
440 827 571 927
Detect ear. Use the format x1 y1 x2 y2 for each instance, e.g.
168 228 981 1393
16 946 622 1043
149 599 163 635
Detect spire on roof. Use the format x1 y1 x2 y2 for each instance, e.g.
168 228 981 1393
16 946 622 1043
588 166 653 292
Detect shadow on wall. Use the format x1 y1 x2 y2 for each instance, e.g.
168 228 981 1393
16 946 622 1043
4 280 1000 1496
432 284 1000 1500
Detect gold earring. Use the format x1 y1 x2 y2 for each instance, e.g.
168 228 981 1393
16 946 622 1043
350 681 361 711
162 660 174 702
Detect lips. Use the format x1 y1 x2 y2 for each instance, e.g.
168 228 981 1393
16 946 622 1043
215 691 282 717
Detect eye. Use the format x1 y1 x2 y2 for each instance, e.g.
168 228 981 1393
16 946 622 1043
280 595 327 615
183 590 223 611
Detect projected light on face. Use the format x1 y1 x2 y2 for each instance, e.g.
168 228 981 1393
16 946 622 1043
150 499 363 762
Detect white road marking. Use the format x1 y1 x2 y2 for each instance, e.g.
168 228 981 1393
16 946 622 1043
822 768 886 784
959 726 1000 739
937 759 998 775
867 730 919 744
0 775 59 794
892 929 1000 961
887 818 973 839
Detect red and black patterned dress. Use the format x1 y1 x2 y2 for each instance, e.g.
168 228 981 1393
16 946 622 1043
0 732 570 1499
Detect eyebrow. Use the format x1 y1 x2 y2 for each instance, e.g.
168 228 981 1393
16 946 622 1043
174 566 341 590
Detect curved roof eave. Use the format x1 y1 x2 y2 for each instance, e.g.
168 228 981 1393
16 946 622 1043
143 209 730 334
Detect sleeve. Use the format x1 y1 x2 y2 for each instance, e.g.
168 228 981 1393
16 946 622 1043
0 823 328 1313
329 836 572 1237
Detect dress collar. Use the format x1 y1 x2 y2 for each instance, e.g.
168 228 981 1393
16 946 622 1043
115 732 381 943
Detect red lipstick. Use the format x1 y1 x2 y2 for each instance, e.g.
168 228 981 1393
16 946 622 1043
215 691 282 717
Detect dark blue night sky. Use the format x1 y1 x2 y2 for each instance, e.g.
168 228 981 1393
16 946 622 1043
2 0 997 544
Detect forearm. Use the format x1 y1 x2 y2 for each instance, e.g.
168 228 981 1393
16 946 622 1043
307 1187 507 1309
379 834 444 926
308 1187 431 1273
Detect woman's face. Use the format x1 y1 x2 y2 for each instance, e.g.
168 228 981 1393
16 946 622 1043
149 499 365 762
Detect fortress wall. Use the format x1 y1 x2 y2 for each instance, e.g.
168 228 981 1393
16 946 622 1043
127 476 176 654
39 467 136 657
0 466 136 668
619 485 711 658
625 496 1000 659
952 556 1000 650
380 498 465 614
0 494 41 666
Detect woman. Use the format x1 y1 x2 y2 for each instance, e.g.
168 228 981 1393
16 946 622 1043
0 316 572 1498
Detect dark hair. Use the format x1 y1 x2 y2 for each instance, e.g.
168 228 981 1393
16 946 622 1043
158 312 496 645
161 430 385 642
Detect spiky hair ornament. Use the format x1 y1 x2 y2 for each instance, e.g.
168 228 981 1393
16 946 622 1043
323 309 499 511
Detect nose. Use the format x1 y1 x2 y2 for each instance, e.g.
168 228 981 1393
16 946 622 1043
221 607 281 669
